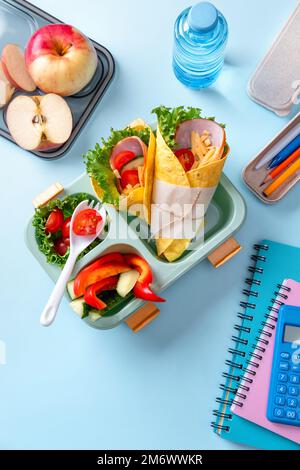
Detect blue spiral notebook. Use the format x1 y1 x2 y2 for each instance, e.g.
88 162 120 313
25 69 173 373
212 240 300 450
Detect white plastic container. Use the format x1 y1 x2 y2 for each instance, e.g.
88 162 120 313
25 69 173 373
248 3 300 116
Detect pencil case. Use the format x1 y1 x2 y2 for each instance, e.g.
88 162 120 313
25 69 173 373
248 3 300 116
243 112 300 204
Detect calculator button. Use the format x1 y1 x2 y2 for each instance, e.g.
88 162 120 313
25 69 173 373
291 353 300 365
279 362 289 371
287 398 297 408
274 408 284 418
277 385 287 394
278 373 288 382
285 409 296 420
280 352 290 360
289 375 300 384
275 396 285 406
288 386 299 396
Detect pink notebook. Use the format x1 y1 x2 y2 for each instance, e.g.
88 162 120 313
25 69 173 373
231 279 300 444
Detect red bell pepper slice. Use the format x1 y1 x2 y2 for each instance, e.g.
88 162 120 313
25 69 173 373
74 263 130 298
74 253 129 298
123 254 165 303
133 282 165 303
123 254 152 284
84 276 119 310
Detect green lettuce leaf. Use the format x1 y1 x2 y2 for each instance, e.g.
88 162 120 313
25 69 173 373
84 126 150 205
152 105 223 150
32 193 101 269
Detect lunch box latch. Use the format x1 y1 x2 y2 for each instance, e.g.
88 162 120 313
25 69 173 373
208 237 242 268
125 302 160 333
32 182 64 208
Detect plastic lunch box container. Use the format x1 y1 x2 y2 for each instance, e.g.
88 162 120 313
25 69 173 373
0 0 114 159
25 172 246 332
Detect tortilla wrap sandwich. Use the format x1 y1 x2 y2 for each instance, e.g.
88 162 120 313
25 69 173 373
151 106 229 262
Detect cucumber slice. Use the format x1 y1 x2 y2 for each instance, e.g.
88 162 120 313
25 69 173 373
89 311 102 322
121 156 144 173
117 269 139 298
70 298 85 318
67 280 78 300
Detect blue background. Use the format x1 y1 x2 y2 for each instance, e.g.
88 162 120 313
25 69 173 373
1 0 300 450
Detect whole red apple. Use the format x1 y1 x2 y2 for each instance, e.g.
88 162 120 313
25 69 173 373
25 24 98 96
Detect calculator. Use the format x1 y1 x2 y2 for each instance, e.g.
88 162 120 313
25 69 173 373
267 305 300 427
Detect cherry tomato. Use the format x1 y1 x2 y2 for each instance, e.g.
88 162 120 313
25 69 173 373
111 151 136 172
73 209 102 236
45 208 64 234
175 148 195 172
62 217 71 239
54 238 69 256
63 237 70 247
120 169 139 189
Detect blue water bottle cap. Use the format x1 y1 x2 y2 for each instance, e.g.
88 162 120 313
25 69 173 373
187 2 218 32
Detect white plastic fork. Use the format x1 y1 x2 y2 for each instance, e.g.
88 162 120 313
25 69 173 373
40 200 106 327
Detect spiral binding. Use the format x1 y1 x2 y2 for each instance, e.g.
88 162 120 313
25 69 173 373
211 243 291 434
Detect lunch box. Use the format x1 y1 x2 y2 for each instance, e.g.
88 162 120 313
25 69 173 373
25 172 246 332
243 112 300 204
248 3 300 116
0 0 114 159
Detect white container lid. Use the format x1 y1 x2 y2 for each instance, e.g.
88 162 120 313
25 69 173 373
248 4 300 116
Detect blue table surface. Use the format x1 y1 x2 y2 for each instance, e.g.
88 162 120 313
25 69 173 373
1 0 300 450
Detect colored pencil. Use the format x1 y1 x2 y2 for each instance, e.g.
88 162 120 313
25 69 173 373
260 147 300 186
255 125 300 170
263 158 300 197
268 133 300 169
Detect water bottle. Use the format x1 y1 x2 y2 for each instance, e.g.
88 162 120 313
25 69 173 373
172 2 228 89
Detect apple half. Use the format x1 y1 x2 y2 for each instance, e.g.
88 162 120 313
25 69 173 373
6 93 73 151
1 44 36 92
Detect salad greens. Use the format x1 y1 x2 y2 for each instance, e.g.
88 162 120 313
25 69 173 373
152 105 224 150
84 126 150 205
33 193 101 268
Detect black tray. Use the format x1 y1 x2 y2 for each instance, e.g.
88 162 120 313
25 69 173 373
0 0 115 159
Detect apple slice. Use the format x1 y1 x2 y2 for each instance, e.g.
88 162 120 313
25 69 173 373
2 44 36 92
0 61 14 107
6 93 73 151
0 81 14 108
0 60 11 83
